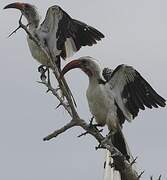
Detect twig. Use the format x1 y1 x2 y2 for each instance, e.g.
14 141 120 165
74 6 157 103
77 131 89 138
78 128 103 138
138 171 145 179
8 14 23 37
130 156 138 166
43 120 77 141
8 25 21 37
37 80 72 116
56 102 63 109
158 175 162 180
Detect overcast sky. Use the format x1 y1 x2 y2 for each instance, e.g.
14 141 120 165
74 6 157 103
1 0 167 179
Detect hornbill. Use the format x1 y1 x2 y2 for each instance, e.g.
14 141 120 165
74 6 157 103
4 2 104 70
61 56 166 179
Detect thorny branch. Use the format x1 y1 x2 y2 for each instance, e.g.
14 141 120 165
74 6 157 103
150 175 162 180
17 14 141 180
16 14 78 118
43 120 77 141
37 79 72 116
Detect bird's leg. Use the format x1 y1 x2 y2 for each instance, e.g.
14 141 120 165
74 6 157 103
89 116 94 126
45 68 52 93
88 116 103 131
78 117 103 138
47 67 51 86
55 56 61 70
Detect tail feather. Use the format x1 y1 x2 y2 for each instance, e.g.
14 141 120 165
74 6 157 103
103 129 137 180
112 129 130 162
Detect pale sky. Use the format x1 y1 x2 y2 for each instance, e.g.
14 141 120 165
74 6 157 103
1 0 167 179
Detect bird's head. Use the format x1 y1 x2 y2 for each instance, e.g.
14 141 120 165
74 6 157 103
4 2 40 28
61 56 101 79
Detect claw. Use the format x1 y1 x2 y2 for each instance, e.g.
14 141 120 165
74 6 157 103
40 74 47 82
38 65 46 73
38 65 50 84
88 118 103 131
89 116 94 126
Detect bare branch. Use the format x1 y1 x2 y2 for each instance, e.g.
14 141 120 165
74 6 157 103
8 25 21 37
37 80 72 116
43 120 77 141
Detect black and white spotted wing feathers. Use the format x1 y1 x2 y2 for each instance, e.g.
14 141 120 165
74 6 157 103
39 6 104 61
55 7 105 59
105 65 166 120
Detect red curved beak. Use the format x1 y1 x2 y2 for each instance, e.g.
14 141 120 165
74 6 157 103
60 60 82 79
3 2 25 10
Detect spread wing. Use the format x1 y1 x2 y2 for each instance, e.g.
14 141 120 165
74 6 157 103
40 5 104 60
106 64 166 120
57 14 105 59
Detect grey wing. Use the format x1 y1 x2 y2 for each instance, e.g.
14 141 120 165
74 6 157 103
108 64 166 120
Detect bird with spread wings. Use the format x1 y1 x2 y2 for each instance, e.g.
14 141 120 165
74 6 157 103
4 2 104 105
4 2 104 71
61 56 166 179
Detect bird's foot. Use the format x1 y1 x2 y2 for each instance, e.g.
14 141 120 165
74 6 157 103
78 120 103 138
38 65 50 83
38 65 47 74
88 117 103 132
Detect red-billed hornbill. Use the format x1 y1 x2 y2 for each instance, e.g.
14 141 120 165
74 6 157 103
4 2 104 72
61 56 166 178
